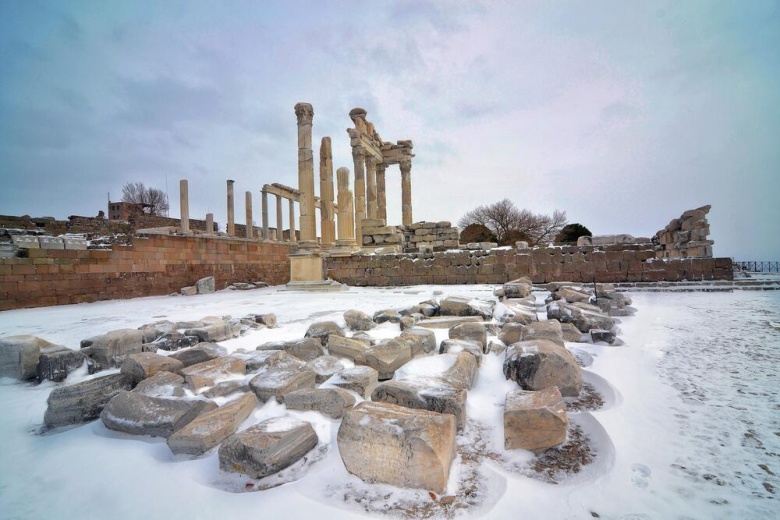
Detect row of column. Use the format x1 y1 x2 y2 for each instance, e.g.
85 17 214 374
352 149 412 230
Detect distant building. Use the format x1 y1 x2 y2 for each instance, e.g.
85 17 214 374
108 201 146 221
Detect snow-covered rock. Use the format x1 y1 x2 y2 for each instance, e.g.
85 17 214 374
44 373 133 428
448 322 487 351
169 343 227 367
120 352 184 385
304 321 344 347
81 329 145 372
282 387 356 419
520 319 565 347
371 376 468 430
306 355 344 384
325 365 378 398
100 391 216 438
503 339 582 397
365 338 412 380
504 386 568 454
328 335 371 364
249 363 316 402
36 346 87 382
283 338 325 362
343 309 375 331
195 276 215 294
439 338 483 366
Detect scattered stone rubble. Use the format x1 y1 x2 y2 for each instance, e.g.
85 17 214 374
0 279 635 508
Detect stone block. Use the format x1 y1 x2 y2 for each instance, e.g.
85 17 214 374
503 339 582 397
181 357 246 392
44 373 133 428
101 391 217 438
504 387 568 454
62 237 87 250
249 364 317 402
1 335 60 380
36 347 88 382
326 365 379 398
196 276 215 294
11 236 40 249
365 338 412 379
81 329 145 372
170 343 228 367
283 387 356 418
120 352 184 385
38 236 64 250
337 402 457 494
372 376 468 430
328 335 371 364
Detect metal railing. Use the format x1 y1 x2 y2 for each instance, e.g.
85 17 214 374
733 261 780 273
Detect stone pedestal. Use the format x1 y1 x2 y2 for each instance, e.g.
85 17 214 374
286 251 345 291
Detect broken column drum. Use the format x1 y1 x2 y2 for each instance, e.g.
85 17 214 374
336 167 357 248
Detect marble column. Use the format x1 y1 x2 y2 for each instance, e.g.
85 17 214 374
261 189 269 239
206 213 214 235
319 137 336 247
294 102 317 248
226 180 235 236
336 167 356 248
400 160 413 226
275 194 283 241
288 198 296 243
376 163 387 221
179 179 189 233
365 155 377 219
245 191 253 238
352 146 366 244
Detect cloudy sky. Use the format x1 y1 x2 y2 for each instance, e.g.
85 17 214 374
1 0 778 259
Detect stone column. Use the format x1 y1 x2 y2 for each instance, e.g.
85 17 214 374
275 194 283 241
179 179 189 233
376 163 387 221
261 189 269 239
226 179 235 236
294 102 317 248
245 191 253 238
336 167 356 248
400 160 413 226
352 146 366 244
319 137 336 247
206 213 214 235
365 155 377 219
288 198 296 243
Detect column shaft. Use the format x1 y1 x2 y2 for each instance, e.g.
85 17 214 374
226 180 235 236
319 137 336 246
336 167 356 246
275 194 283 241
376 164 387 221
400 160 413 227
206 213 214 235
366 155 377 219
261 190 269 239
288 198 296 243
294 102 317 248
352 146 366 244
245 191 253 238
179 179 189 233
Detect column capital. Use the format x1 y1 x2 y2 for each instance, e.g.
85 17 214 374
399 159 412 174
352 145 366 160
294 102 314 125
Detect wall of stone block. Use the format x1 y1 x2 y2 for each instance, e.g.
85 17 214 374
0 235 292 311
326 245 733 287
402 221 460 252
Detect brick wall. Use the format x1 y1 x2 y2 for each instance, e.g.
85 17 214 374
0 235 292 311
326 245 733 286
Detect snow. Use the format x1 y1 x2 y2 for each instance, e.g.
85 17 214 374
1 284 779 518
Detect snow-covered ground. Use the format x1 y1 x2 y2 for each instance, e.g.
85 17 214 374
1 285 778 519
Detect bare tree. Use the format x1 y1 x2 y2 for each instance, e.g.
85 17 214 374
121 182 169 216
458 199 567 246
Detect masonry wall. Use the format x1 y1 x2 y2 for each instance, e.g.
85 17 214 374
326 245 733 286
0 235 293 311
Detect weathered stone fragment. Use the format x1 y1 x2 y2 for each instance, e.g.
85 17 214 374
203 380 249 399
520 320 565 347
496 300 538 325
415 316 483 329
36 347 87 382
181 357 246 392
503 278 533 299
373 309 402 324
249 364 316 402
81 329 144 372
170 343 227 367
304 321 344 347
399 315 421 331
503 340 582 397
306 355 344 384
344 309 375 331
44 373 133 428
504 387 568 453
560 322 584 342
372 377 468 430
152 331 199 351
328 335 370 364
400 327 437 355
439 296 493 319
256 314 279 328
395 352 478 392
181 286 197 296
196 276 216 294
120 352 184 385
167 392 258 455
547 300 615 333
338 402 456 494
100 391 217 438
448 322 487 351
218 417 318 478
283 388 356 418
439 339 483 366
498 323 524 346
138 321 176 343
589 329 617 344
554 287 591 304
365 338 412 379
326 366 378 398
133 371 185 397
184 320 236 343
283 338 325 362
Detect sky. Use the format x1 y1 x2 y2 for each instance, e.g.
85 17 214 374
1 0 778 259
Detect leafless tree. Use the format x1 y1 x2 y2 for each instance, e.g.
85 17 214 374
458 199 567 246
121 182 169 216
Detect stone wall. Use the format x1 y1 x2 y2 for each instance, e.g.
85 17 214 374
0 235 292 311
326 245 733 286
402 221 460 252
653 205 713 258
361 219 404 249
0 214 216 238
